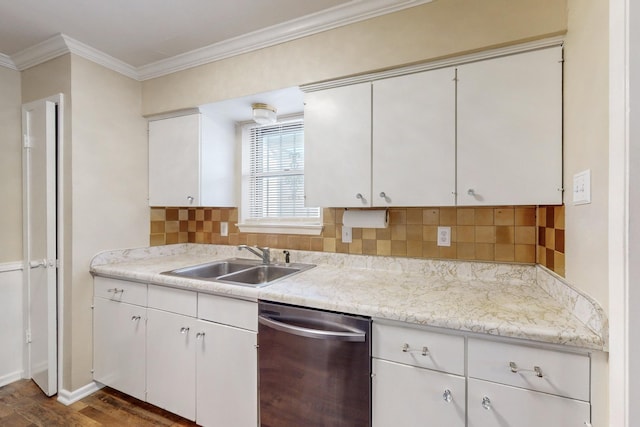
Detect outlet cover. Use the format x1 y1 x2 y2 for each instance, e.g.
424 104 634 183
437 226 451 246
220 222 229 237
573 169 591 205
342 226 352 243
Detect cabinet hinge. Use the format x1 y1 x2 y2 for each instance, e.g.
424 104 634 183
25 329 32 344
23 134 32 149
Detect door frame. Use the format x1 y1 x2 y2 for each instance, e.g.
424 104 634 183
21 93 65 396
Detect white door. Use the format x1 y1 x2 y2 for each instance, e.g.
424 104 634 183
22 97 59 396
372 67 456 206
196 320 257 427
304 83 372 207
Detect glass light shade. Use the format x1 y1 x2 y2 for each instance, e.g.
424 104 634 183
252 103 277 125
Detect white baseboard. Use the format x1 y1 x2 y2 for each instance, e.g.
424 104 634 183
57 381 104 406
0 371 24 388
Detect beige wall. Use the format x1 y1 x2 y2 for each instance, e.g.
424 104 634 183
21 54 148 391
564 1 610 425
68 55 148 390
0 67 22 263
564 0 609 311
142 0 567 115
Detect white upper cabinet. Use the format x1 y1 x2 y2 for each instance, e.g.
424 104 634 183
456 46 563 206
373 67 456 206
304 83 372 208
148 112 236 207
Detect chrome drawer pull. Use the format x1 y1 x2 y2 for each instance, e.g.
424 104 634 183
482 396 491 410
402 343 429 356
443 389 452 403
196 332 205 339
107 288 124 294
509 361 544 378
131 315 141 321
180 327 190 334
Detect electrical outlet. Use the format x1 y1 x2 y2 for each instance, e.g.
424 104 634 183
220 222 228 237
342 226 352 243
437 226 451 247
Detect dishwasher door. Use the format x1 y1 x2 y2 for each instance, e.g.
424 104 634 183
258 301 371 427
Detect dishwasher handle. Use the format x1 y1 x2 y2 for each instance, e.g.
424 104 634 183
258 314 367 342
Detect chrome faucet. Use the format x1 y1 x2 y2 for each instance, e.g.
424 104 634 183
238 245 271 264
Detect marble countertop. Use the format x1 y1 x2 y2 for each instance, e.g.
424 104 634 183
90 244 607 351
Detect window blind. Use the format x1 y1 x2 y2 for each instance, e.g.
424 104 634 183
248 120 320 221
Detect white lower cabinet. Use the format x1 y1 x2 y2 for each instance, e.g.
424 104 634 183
93 278 258 426
467 378 590 427
93 297 146 401
146 308 197 420
196 319 257 427
372 359 465 426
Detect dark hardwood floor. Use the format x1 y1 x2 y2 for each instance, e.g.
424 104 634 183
0 380 199 426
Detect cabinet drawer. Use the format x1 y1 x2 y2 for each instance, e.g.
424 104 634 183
372 322 464 375
372 359 465 427
468 338 590 401
198 293 257 331
468 378 590 427
94 276 146 306
148 285 197 317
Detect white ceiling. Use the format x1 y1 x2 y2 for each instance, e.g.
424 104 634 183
0 0 432 79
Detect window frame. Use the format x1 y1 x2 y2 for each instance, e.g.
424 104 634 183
237 116 322 235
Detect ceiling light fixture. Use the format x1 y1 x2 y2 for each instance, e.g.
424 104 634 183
252 103 277 125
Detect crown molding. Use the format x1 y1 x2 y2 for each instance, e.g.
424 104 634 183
0 53 17 70
137 0 433 80
7 0 432 80
62 35 138 79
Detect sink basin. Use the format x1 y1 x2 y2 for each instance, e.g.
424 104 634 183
217 265 301 286
161 258 314 287
161 258 259 279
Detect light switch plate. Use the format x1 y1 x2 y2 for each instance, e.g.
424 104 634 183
573 169 591 205
437 226 451 247
220 221 229 236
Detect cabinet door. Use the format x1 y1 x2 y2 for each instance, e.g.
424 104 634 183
468 378 590 427
149 114 201 206
372 359 465 427
304 83 372 207
146 308 197 421
372 68 456 206
457 46 563 205
196 320 257 427
93 298 146 401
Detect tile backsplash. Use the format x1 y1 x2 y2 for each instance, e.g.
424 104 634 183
150 205 559 267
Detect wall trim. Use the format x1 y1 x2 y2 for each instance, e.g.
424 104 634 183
57 381 103 406
6 0 432 80
0 262 23 273
0 371 23 388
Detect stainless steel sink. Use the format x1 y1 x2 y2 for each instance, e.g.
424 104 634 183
161 258 314 287
217 265 301 286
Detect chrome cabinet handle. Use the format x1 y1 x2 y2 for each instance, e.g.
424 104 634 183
196 332 205 339
356 193 363 200
379 192 386 198
131 315 141 321
482 396 491 410
107 288 124 294
467 189 475 196
402 343 429 356
187 196 194 203
509 361 544 378
443 389 452 403
180 327 190 334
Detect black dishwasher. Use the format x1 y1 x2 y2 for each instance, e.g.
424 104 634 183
258 301 372 427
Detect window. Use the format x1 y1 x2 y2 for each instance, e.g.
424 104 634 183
238 117 322 235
